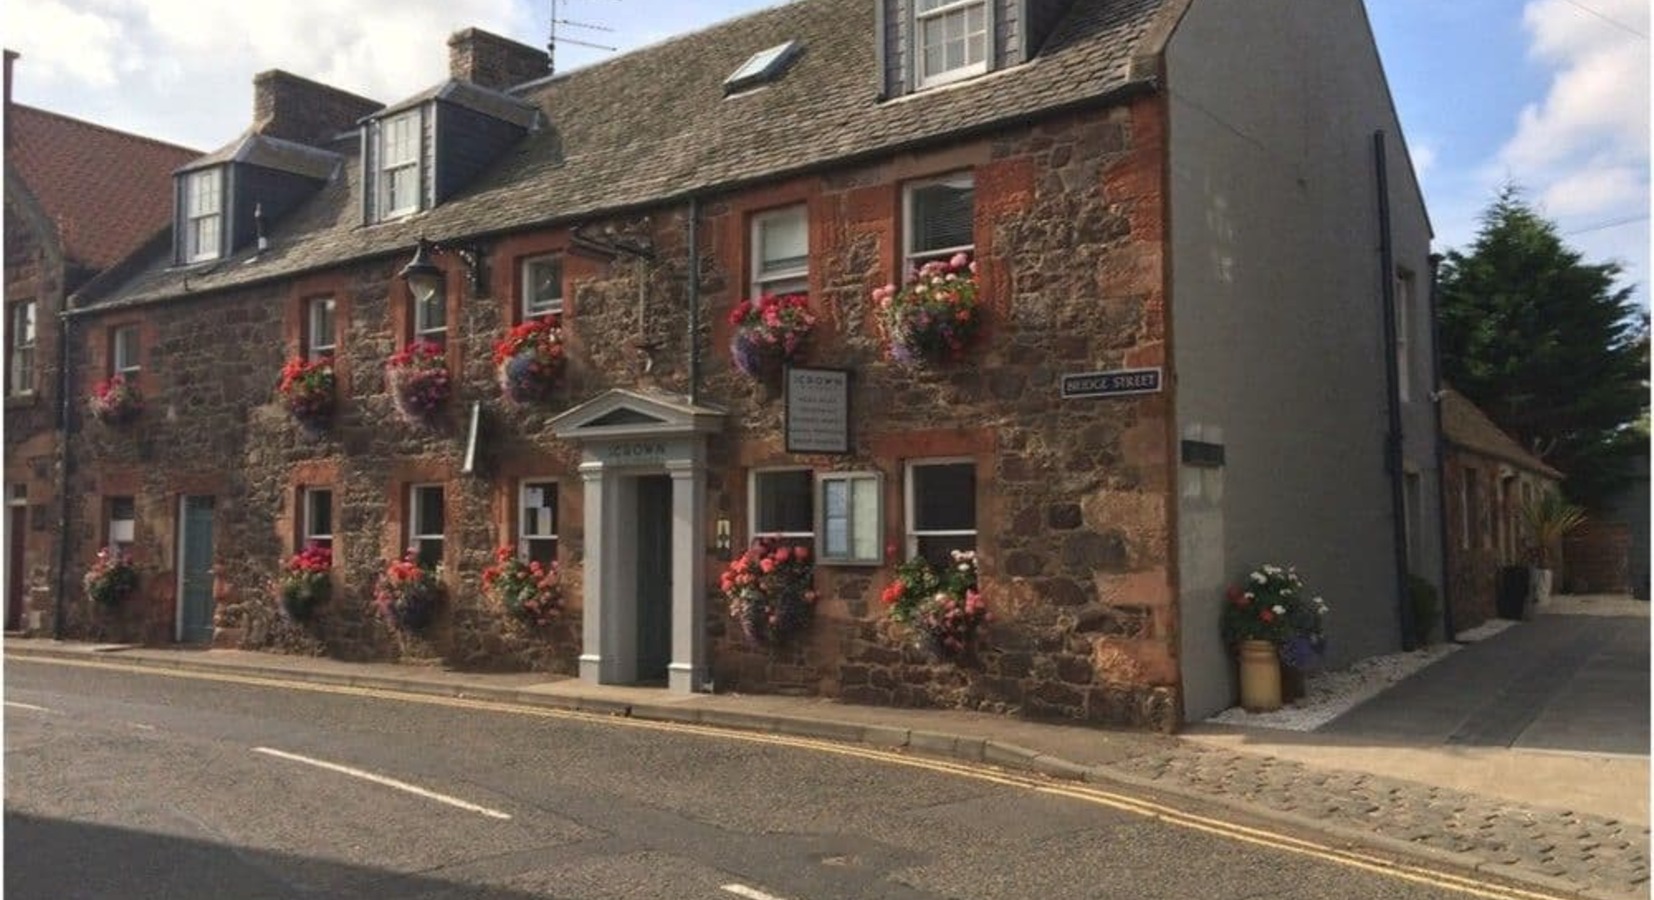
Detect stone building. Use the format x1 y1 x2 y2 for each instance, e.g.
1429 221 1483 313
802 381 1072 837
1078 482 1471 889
55 0 1441 729
1439 389 1562 631
3 51 199 635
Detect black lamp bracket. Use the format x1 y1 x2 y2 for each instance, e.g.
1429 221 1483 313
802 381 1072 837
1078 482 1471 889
404 235 489 297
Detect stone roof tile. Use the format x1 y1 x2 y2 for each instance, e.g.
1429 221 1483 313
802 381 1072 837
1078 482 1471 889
83 0 1166 308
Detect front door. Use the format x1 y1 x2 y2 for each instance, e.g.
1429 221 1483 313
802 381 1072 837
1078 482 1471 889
634 475 673 683
6 503 25 631
177 496 215 643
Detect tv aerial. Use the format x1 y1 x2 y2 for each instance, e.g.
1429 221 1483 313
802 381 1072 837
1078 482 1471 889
548 0 618 75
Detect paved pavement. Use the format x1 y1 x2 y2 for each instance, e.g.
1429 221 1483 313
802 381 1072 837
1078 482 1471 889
1320 610 1649 755
5 602 1650 900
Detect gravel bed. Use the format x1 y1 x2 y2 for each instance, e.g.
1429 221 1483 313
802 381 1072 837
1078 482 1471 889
1203 620 1517 732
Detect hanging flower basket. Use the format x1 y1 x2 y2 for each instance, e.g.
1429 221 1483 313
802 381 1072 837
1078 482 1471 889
481 545 563 628
277 356 336 427
492 318 567 405
386 340 451 422
720 539 817 646
88 375 143 425
880 550 990 660
84 546 138 607
728 293 816 379
872 253 982 367
372 549 442 632
277 543 332 620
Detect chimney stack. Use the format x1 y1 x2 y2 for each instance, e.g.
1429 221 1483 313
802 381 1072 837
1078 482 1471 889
448 28 549 91
5 50 18 152
252 70 382 147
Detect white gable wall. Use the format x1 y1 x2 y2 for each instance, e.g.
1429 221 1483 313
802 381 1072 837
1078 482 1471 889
1166 0 1443 720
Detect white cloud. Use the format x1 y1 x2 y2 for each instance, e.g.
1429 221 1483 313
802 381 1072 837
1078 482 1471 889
1538 160 1647 217
1497 0 1650 215
1410 140 1438 178
1466 0 1652 304
6 0 128 88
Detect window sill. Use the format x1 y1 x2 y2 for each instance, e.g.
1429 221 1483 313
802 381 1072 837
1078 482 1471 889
4 393 40 410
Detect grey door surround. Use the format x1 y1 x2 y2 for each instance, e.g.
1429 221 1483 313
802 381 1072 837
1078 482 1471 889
549 389 724 694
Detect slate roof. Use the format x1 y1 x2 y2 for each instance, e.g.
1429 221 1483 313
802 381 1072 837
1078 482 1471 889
82 0 1169 309
179 131 342 181
377 78 541 129
7 104 199 273
1441 388 1563 479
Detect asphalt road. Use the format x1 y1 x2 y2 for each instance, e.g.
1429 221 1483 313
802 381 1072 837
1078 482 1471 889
4 659 1534 900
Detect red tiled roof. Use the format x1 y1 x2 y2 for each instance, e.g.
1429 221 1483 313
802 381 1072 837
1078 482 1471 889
1441 388 1564 479
7 104 198 272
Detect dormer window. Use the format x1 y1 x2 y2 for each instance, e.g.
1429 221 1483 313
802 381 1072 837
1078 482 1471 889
379 111 422 220
916 0 989 88
184 168 223 262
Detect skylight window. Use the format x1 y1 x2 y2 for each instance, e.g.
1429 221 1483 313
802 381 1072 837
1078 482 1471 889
724 40 801 95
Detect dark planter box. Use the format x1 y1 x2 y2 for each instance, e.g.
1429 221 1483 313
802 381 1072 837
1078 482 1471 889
1496 566 1534 621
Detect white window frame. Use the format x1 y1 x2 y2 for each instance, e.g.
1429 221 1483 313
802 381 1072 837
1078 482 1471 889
408 483 444 567
518 479 559 564
904 457 977 561
1396 269 1413 403
914 0 990 89
379 111 421 220
520 254 564 319
815 470 883 566
307 297 337 360
8 300 36 396
414 282 446 347
301 487 333 551
185 168 222 262
903 172 975 273
108 496 136 551
750 205 809 296
749 468 815 543
112 325 140 379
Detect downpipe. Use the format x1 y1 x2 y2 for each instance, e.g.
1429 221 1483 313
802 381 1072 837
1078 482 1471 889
1373 130 1416 650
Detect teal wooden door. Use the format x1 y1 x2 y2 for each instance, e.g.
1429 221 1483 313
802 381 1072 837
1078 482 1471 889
179 496 215 643
634 476 673 684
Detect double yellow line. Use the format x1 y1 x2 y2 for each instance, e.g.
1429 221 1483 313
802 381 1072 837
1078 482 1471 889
15 655 1572 900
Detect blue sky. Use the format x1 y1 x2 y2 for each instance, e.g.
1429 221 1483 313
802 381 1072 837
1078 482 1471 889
6 0 1648 305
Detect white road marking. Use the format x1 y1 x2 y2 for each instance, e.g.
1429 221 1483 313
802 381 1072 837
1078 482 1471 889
251 746 511 820
4 701 53 713
721 885 791 900
127 722 156 731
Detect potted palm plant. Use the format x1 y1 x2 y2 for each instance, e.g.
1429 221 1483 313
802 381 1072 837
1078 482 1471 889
1520 492 1586 608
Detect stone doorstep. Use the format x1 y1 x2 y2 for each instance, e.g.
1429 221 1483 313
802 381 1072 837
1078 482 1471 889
3 641 1630 900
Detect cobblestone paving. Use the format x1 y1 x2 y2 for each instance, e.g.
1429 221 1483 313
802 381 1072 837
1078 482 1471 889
1111 746 1652 898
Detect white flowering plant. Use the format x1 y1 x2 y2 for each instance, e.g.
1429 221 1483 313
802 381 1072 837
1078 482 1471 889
1221 564 1328 668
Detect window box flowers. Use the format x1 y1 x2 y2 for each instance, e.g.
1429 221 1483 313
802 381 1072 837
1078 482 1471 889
872 253 981 367
89 374 142 425
492 318 567 405
372 549 442 632
879 550 989 660
277 543 332 620
386 340 451 423
277 356 336 427
85 546 138 607
481 546 564 628
720 539 817 646
728 293 816 379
